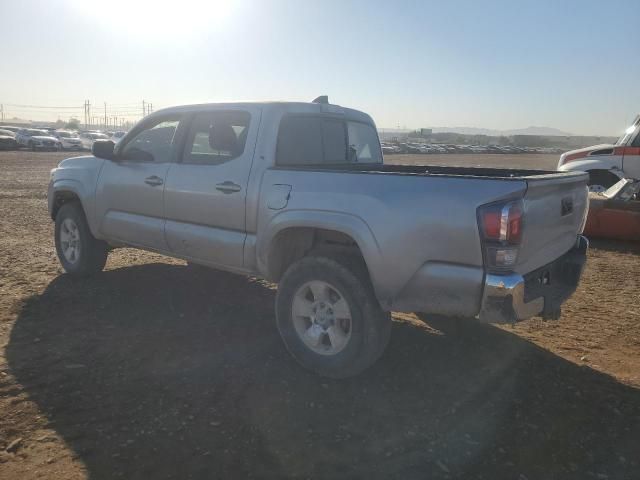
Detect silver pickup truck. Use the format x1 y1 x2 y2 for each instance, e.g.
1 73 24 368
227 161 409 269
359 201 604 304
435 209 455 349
48 98 589 377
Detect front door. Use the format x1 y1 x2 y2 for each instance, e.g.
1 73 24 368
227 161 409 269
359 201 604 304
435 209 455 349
163 106 261 268
95 115 183 251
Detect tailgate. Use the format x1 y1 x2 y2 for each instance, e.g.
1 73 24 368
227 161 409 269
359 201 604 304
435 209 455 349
516 172 589 274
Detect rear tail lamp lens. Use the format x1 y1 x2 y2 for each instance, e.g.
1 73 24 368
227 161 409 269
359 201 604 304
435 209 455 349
479 201 523 245
478 200 524 271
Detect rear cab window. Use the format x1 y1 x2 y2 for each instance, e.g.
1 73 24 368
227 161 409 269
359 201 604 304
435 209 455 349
276 114 381 166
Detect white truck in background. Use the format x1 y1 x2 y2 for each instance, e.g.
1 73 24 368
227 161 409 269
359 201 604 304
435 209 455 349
558 115 640 192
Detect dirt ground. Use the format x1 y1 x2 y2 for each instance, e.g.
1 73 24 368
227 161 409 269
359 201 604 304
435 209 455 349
0 150 639 479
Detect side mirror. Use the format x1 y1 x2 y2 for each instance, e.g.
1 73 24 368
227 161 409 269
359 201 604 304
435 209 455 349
92 140 115 160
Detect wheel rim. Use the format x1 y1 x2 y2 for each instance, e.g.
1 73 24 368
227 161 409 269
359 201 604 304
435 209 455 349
59 218 81 264
588 184 606 193
291 280 352 356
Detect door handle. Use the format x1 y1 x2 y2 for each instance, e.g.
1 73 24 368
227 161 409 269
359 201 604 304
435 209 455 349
144 175 164 187
215 181 242 194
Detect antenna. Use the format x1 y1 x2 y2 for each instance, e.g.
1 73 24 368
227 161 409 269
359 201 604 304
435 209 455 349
312 95 329 104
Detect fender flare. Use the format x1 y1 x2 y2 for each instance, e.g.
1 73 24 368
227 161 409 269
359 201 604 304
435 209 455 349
257 209 386 296
49 179 98 236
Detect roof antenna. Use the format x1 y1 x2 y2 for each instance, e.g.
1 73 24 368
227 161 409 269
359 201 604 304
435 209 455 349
312 95 329 104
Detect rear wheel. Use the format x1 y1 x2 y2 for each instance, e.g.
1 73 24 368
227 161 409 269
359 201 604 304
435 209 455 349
276 255 391 378
588 170 619 193
55 202 108 276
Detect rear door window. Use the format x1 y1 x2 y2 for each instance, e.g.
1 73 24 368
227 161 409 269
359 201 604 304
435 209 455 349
183 111 251 165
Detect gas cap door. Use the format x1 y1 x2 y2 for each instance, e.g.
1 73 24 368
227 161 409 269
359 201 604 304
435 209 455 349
266 184 292 210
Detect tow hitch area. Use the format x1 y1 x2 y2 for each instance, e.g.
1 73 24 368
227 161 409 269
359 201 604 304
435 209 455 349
480 236 588 324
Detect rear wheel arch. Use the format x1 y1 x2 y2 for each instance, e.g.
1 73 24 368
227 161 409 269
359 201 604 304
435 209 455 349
266 227 371 283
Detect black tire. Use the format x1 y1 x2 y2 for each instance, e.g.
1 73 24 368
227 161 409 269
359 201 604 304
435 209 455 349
276 255 391 378
55 202 108 276
587 170 619 191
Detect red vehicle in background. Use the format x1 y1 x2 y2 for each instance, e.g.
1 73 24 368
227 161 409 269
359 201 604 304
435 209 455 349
583 179 640 242
558 115 640 192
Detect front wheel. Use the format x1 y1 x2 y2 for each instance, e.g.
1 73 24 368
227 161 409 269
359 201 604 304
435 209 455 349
276 255 391 378
55 202 108 276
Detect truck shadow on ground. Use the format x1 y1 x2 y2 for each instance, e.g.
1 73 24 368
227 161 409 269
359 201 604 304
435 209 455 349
7 263 640 480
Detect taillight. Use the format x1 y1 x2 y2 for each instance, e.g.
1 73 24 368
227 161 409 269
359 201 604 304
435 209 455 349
478 200 524 271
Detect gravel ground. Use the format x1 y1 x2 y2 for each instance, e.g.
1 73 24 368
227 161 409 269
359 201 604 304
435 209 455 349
0 150 638 479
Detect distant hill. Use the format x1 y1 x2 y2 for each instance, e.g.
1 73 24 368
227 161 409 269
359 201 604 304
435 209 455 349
379 126 574 137
429 126 574 136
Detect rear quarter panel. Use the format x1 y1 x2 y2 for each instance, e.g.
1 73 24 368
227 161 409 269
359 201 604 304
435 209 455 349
257 168 528 307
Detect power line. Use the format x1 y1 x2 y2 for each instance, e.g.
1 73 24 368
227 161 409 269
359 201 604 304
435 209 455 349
0 103 82 109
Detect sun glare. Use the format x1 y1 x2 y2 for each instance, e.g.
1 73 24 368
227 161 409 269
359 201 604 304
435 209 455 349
72 0 236 40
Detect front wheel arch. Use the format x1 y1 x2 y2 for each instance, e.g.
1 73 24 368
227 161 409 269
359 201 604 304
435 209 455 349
51 190 82 221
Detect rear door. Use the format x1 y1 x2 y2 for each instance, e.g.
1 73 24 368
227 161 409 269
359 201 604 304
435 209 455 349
516 172 589 274
163 106 261 268
95 114 183 250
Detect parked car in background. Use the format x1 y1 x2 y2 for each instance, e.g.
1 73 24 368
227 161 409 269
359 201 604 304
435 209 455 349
54 130 83 151
15 128 61 151
79 132 109 150
0 125 22 134
0 129 18 150
583 178 640 241
558 114 640 192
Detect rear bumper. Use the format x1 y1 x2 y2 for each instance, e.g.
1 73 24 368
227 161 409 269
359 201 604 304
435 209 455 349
479 235 588 323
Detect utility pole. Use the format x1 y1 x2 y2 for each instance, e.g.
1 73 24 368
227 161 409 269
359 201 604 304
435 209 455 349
142 100 146 118
85 100 91 129
0 104 4 122
104 102 107 130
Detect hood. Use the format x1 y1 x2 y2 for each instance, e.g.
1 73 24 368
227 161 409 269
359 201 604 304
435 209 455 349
57 155 103 169
559 143 616 165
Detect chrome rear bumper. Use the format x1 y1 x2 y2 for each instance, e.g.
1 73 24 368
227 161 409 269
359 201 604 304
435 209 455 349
479 235 588 323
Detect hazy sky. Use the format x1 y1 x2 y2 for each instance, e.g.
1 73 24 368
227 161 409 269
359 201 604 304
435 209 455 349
1 0 639 135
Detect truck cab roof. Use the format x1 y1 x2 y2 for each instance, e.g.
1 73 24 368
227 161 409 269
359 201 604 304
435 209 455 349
150 100 375 126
